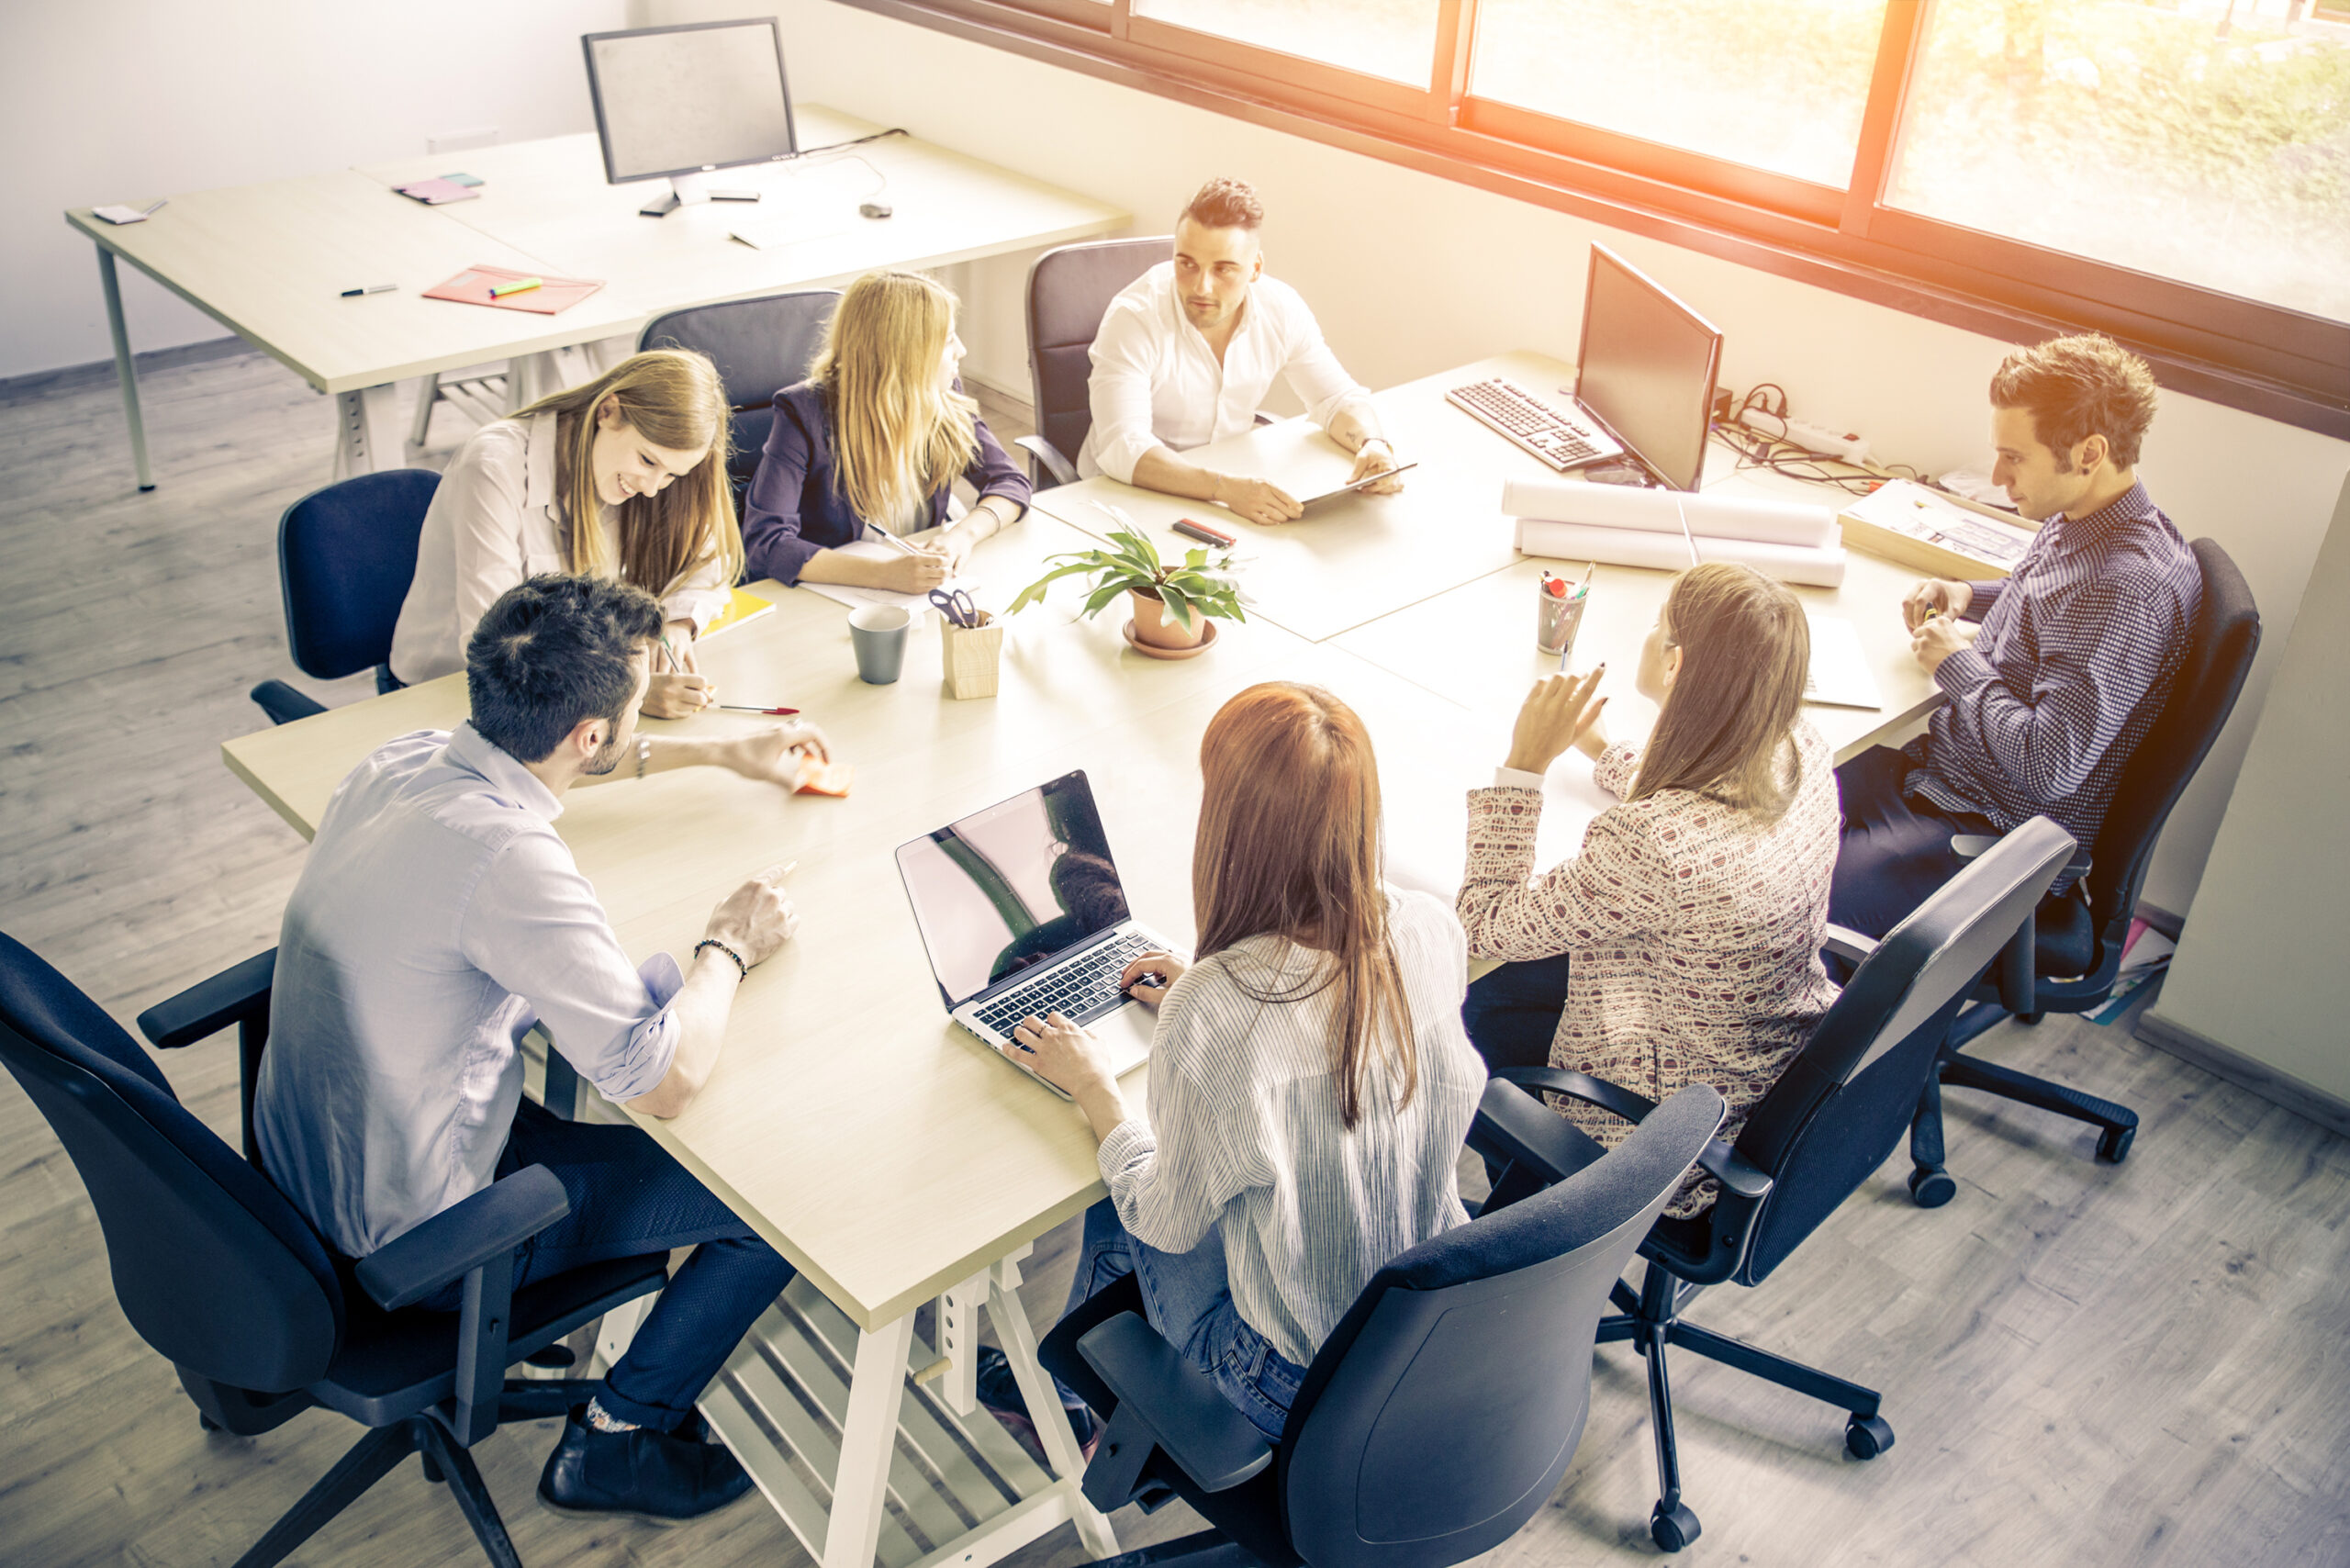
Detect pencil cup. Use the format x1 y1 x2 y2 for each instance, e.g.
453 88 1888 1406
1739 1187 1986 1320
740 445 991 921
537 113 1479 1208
1537 588 1587 657
941 622 1004 700
848 603 911 684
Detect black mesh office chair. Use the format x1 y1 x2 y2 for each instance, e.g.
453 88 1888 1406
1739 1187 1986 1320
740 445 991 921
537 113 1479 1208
0 932 666 1568
1038 1084 1726 1568
1479 819 2076 1551
1906 538 2261 1204
249 468 439 725
1016 237 1169 489
640 289 843 503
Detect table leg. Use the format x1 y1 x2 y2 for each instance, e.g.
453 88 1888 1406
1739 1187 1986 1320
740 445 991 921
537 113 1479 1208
331 384 405 479
931 1271 985 1417
988 1256 1119 1560
822 1314 916 1568
95 248 154 492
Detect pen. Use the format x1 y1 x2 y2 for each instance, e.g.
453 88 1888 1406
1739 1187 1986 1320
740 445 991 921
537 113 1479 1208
1573 562 1595 599
487 277 543 298
340 283 397 297
867 523 920 556
720 704 801 715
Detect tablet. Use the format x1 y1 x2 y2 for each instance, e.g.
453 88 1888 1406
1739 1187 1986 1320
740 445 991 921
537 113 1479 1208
1298 461 1419 509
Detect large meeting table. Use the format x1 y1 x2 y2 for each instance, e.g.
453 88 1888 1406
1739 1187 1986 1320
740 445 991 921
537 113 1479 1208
69 106 1125 486
220 354 1942 1568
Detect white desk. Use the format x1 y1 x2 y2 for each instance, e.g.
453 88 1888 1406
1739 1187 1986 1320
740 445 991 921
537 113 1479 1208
70 107 1125 487
217 355 1944 1568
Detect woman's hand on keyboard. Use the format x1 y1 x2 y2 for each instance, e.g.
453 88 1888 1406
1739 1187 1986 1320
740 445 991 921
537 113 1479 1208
1006 1012 1132 1139
1120 952 1186 1009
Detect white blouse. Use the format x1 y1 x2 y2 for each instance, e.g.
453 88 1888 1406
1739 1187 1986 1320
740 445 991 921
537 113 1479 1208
389 412 731 685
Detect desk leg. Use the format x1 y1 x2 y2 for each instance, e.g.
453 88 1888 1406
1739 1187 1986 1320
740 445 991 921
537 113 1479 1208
989 1255 1119 1560
95 249 154 492
822 1315 915 1568
330 384 405 479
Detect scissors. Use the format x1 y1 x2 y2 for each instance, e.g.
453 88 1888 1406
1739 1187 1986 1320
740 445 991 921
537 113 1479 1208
928 588 979 628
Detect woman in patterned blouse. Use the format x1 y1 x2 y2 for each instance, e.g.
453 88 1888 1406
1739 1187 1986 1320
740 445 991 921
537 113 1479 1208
1456 562 1841 1216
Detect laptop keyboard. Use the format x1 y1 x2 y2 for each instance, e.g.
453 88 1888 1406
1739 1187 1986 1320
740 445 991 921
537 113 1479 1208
973 932 1157 1036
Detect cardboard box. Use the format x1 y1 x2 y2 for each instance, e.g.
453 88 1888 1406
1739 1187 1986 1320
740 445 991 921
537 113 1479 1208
1839 480 2037 580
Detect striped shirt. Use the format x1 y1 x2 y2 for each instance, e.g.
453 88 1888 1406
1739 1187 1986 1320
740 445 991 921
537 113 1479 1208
1097 889 1486 1366
1904 481 2198 890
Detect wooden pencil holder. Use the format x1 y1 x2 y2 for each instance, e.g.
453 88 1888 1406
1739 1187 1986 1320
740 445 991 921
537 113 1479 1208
941 621 1004 700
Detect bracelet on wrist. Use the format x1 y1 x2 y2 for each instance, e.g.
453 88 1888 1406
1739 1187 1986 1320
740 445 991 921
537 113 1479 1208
635 736 653 781
693 938 749 982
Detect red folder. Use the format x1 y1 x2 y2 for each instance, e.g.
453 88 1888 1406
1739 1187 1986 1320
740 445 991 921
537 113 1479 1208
422 265 603 316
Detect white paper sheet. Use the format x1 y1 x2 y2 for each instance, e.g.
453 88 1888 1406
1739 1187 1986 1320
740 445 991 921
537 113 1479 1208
793 538 980 621
1802 615 1884 711
1501 476 1838 549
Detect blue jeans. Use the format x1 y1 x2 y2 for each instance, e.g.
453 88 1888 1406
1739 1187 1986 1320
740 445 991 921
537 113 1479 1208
1063 1200 1308 1444
429 1098 796 1433
1830 746 1994 949
1460 953 1574 1076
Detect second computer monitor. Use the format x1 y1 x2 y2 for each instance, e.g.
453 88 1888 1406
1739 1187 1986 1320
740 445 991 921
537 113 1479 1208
583 19 799 188
1574 245 1723 493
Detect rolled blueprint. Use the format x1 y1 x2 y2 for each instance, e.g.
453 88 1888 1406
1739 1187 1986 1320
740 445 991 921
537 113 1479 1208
1502 476 1838 549
1515 517 1848 588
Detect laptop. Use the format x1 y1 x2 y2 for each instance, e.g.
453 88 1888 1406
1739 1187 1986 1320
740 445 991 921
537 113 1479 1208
896 770 1181 1098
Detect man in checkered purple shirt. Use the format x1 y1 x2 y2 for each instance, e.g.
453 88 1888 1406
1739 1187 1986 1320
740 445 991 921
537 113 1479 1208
1830 334 2200 939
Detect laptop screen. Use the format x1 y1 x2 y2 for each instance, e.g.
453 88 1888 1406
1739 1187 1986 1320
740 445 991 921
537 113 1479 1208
896 771 1132 1007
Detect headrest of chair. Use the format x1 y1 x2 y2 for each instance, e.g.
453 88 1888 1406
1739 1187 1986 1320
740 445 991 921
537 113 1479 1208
1027 238 1170 350
0 931 173 1097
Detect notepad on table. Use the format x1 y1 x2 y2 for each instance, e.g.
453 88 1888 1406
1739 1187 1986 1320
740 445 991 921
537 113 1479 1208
1803 615 1882 711
702 587 776 638
423 265 603 315
395 178 481 206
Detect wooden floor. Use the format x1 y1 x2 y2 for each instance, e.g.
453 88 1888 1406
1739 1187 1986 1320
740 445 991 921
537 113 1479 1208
3 346 2346 1568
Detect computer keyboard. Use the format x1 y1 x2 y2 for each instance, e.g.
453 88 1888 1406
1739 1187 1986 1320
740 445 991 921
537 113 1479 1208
973 931 1156 1036
1446 376 1620 471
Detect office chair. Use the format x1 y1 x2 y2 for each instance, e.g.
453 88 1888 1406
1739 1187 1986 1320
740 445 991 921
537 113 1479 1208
1017 237 1169 489
1478 819 2076 1551
1905 538 2261 1204
640 289 842 506
1037 1084 1727 1568
0 931 667 1568
248 468 439 725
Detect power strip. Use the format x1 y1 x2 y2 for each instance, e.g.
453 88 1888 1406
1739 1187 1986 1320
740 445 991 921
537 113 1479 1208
1736 407 1873 466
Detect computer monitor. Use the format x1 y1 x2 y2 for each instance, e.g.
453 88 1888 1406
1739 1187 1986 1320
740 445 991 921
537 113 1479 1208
1573 244 1723 493
582 19 799 216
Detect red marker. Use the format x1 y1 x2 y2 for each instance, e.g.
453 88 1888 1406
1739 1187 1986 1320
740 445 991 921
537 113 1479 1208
721 704 801 715
1544 574 1569 598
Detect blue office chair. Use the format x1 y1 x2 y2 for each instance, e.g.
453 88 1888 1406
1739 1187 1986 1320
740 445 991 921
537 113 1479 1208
249 467 439 725
640 289 842 505
1037 1084 1726 1568
1477 818 2076 1551
0 931 666 1568
1905 538 2260 1201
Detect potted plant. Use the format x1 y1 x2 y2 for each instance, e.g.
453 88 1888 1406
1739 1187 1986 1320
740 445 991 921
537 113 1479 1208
1007 527 1246 655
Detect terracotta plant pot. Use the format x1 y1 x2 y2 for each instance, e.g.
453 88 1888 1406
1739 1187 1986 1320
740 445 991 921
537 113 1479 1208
1129 588 1208 650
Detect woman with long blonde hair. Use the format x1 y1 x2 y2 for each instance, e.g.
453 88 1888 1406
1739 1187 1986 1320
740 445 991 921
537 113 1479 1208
390 348 743 717
1456 562 1841 1216
997 682 1485 1448
743 270 1029 593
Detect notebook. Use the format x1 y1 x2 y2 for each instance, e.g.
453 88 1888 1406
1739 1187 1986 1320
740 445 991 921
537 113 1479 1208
422 266 603 316
394 178 481 206
1803 615 1883 711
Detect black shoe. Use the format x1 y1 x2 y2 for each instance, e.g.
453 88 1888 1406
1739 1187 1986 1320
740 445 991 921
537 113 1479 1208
537 1405 755 1525
974 1346 1099 1458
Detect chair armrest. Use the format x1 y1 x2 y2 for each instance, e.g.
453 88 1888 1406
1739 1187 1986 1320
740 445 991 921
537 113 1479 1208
1495 1065 1658 1126
1469 1078 1608 1185
1013 434 1078 488
1822 924 1878 966
1695 1137 1774 1203
1953 833 2090 880
354 1165 569 1312
250 680 327 725
138 951 275 1049
1078 1313 1272 1502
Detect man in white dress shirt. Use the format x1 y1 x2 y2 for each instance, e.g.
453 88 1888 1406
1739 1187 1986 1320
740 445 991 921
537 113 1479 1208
1077 177 1404 525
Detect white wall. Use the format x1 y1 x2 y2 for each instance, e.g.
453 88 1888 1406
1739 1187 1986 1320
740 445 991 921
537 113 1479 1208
0 0 633 379
655 0 2349 918
2149 474 2350 1106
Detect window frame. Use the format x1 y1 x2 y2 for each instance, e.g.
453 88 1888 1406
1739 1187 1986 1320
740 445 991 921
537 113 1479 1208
834 0 2350 439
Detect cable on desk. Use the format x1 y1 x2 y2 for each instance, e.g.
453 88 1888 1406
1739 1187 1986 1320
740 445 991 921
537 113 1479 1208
798 128 910 154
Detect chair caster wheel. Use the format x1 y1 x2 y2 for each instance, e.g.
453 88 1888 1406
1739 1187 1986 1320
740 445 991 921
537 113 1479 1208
1908 1166 1956 1208
1651 1502 1701 1551
2019 1011 2044 1025
1845 1414 1896 1460
198 1415 222 1432
2098 1126 2135 1163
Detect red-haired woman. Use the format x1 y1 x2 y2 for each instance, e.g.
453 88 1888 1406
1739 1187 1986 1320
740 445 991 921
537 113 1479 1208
996 682 1485 1447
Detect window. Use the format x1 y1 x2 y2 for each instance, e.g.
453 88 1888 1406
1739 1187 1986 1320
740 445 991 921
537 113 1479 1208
1886 0 2350 323
844 0 2350 434
1470 0 1891 190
